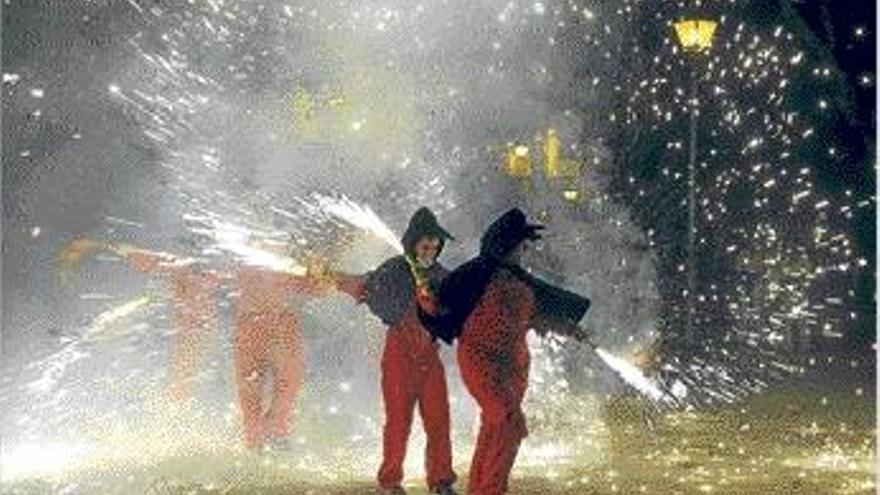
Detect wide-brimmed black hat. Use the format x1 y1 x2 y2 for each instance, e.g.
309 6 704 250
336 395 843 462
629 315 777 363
479 208 545 259
400 207 454 254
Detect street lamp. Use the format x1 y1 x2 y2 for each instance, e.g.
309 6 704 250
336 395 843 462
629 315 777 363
673 17 716 343
673 19 718 52
505 143 533 191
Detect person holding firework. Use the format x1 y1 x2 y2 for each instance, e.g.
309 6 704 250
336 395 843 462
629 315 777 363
420 208 591 495
334 207 459 495
59 236 330 450
231 241 332 451
59 237 220 404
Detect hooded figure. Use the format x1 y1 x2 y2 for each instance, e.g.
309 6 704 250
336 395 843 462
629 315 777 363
421 208 590 495
362 207 454 326
421 208 591 344
334 207 458 495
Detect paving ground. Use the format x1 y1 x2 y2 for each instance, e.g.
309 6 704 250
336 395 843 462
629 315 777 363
2 378 874 495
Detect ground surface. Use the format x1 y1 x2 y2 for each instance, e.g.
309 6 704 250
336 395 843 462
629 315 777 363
2 380 874 495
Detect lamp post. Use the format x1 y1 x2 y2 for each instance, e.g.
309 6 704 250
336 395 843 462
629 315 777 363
673 18 717 344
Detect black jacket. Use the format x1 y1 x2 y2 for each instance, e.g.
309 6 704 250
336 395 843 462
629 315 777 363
364 255 447 327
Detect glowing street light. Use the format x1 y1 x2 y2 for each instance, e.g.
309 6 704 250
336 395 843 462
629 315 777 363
504 143 533 192
506 144 532 177
673 17 716 343
562 189 582 203
673 19 718 53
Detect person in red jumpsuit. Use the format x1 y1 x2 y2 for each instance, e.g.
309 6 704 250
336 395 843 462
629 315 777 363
335 207 458 495
124 248 221 405
60 236 325 450
59 238 220 404
420 208 591 495
232 241 333 451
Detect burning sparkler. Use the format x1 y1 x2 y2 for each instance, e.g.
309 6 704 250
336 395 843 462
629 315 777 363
311 193 404 254
592 347 668 403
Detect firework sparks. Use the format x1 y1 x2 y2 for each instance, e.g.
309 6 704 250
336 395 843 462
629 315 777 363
312 193 404 253
594 347 668 403
185 214 307 275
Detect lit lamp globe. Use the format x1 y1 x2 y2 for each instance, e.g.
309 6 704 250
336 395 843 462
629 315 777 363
505 144 532 178
673 18 717 52
562 189 582 203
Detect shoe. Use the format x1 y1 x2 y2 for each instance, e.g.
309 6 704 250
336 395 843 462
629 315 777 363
433 482 459 495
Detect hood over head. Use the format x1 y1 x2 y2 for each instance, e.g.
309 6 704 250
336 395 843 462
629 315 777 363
479 207 545 260
400 207 454 256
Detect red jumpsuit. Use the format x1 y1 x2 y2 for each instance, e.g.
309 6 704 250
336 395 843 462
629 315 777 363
234 268 322 450
166 268 220 403
457 269 535 495
337 275 456 491
126 251 219 403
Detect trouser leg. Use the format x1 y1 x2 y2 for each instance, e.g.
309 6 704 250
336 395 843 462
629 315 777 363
168 314 214 403
264 313 305 440
418 355 456 490
378 338 417 489
234 318 270 450
460 354 528 495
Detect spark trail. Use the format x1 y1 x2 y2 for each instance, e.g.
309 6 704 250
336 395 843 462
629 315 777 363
311 193 404 253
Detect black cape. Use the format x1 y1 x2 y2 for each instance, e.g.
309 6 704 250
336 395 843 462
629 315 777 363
363 206 453 327
419 255 591 345
364 256 448 327
420 208 591 344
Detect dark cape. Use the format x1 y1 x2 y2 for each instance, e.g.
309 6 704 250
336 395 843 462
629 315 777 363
364 256 447 327
419 257 590 344
362 206 454 328
419 208 591 345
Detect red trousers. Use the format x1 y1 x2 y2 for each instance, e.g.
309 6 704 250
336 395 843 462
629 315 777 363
458 273 535 495
458 346 529 495
234 311 305 449
378 318 456 490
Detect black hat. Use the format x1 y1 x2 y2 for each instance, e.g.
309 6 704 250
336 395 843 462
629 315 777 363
401 207 454 254
479 208 545 259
